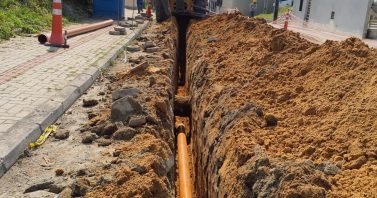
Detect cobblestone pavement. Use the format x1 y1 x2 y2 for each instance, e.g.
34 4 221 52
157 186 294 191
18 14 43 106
0 9 151 176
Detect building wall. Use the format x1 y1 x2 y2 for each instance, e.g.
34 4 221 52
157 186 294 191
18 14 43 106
293 0 372 38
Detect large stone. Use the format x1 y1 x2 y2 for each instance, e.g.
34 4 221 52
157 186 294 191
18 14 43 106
126 45 141 52
112 88 140 102
111 97 143 122
24 180 54 193
135 19 144 24
142 41 155 49
130 62 149 73
114 26 126 32
145 47 160 53
113 127 137 140
109 30 121 35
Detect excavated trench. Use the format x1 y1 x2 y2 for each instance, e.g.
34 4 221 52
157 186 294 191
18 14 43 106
179 13 377 198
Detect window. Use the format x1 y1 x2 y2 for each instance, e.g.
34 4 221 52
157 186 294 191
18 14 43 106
299 0 304 11
331 11 335 19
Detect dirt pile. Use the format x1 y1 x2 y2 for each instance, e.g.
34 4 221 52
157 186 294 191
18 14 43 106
187 13 377 197
61 23 179 197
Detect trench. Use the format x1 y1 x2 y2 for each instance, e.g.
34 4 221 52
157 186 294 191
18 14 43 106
171 12 377 198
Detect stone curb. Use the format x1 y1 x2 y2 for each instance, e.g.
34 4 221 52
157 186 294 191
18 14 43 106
0 21 152 178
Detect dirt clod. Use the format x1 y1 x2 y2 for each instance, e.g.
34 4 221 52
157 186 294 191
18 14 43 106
97 138 112 147
264 114 278 127
112 127 137 141
128 116 146 128
81 133 95 144
54 130 69 140
82 99 98 107
55 169 64 176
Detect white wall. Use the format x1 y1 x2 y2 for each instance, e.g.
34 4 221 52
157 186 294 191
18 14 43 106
293 0 372 38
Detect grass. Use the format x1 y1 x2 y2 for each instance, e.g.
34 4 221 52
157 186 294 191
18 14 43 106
0 0 90 41
256 6 292 21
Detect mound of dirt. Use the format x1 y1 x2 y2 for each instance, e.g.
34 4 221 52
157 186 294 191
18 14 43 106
187 13 377 197
78 23 178 197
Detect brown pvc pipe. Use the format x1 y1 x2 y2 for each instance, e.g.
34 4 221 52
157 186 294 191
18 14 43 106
65 19 113 38
177 124 193 198
38 19 114 44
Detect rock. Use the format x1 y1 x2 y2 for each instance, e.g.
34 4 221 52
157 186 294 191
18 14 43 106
317 162 340 176
59 187 72 198
155 100 169 116
126 45 141 52
54 130 69 140
207 37 219 42
255 107 264 117
82 133 95 144
55 169 64 176
96 174 113 186
162 52 170 59
142 41 155 49
109 30 121 35
149 76 156 86
24 180 54 193
113 150 122 157
114 26 126 32
112 88 140 101
265 114 278 127
128 116 146 128
76 168 88 176
346 156 367 169
88 112 97 120
72 178 90 197
135 15 144 20
302 146 316 156
113 127 137 140
129 56 141 64
99 91 106 96
111 97 143 122
135 19 144 24
97 138 112 147
304 106 317 116
102 123 118 136
127 17 135 20
83 99 98 107
130 61 149 73
25 190 57 198
146 115 158 124
145 47 160 53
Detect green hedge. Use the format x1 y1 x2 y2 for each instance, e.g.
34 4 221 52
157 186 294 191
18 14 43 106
0 0 89 40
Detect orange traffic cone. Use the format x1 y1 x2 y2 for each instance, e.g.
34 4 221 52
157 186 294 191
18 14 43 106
49 0 68 47
146 3 152 18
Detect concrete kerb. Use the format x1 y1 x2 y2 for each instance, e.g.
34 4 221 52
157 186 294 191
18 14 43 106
0 122 41 177
0 21 152 178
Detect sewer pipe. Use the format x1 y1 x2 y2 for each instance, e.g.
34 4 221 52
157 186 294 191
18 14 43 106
177 124 193 198
38 19 114 44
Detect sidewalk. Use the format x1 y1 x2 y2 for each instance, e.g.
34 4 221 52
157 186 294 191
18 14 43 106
271 23 377 48
0 9 151 176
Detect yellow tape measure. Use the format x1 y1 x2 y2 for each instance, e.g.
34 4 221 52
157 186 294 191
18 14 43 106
29 125 57 149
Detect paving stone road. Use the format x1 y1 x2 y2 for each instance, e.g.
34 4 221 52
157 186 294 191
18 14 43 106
0 9 151 176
